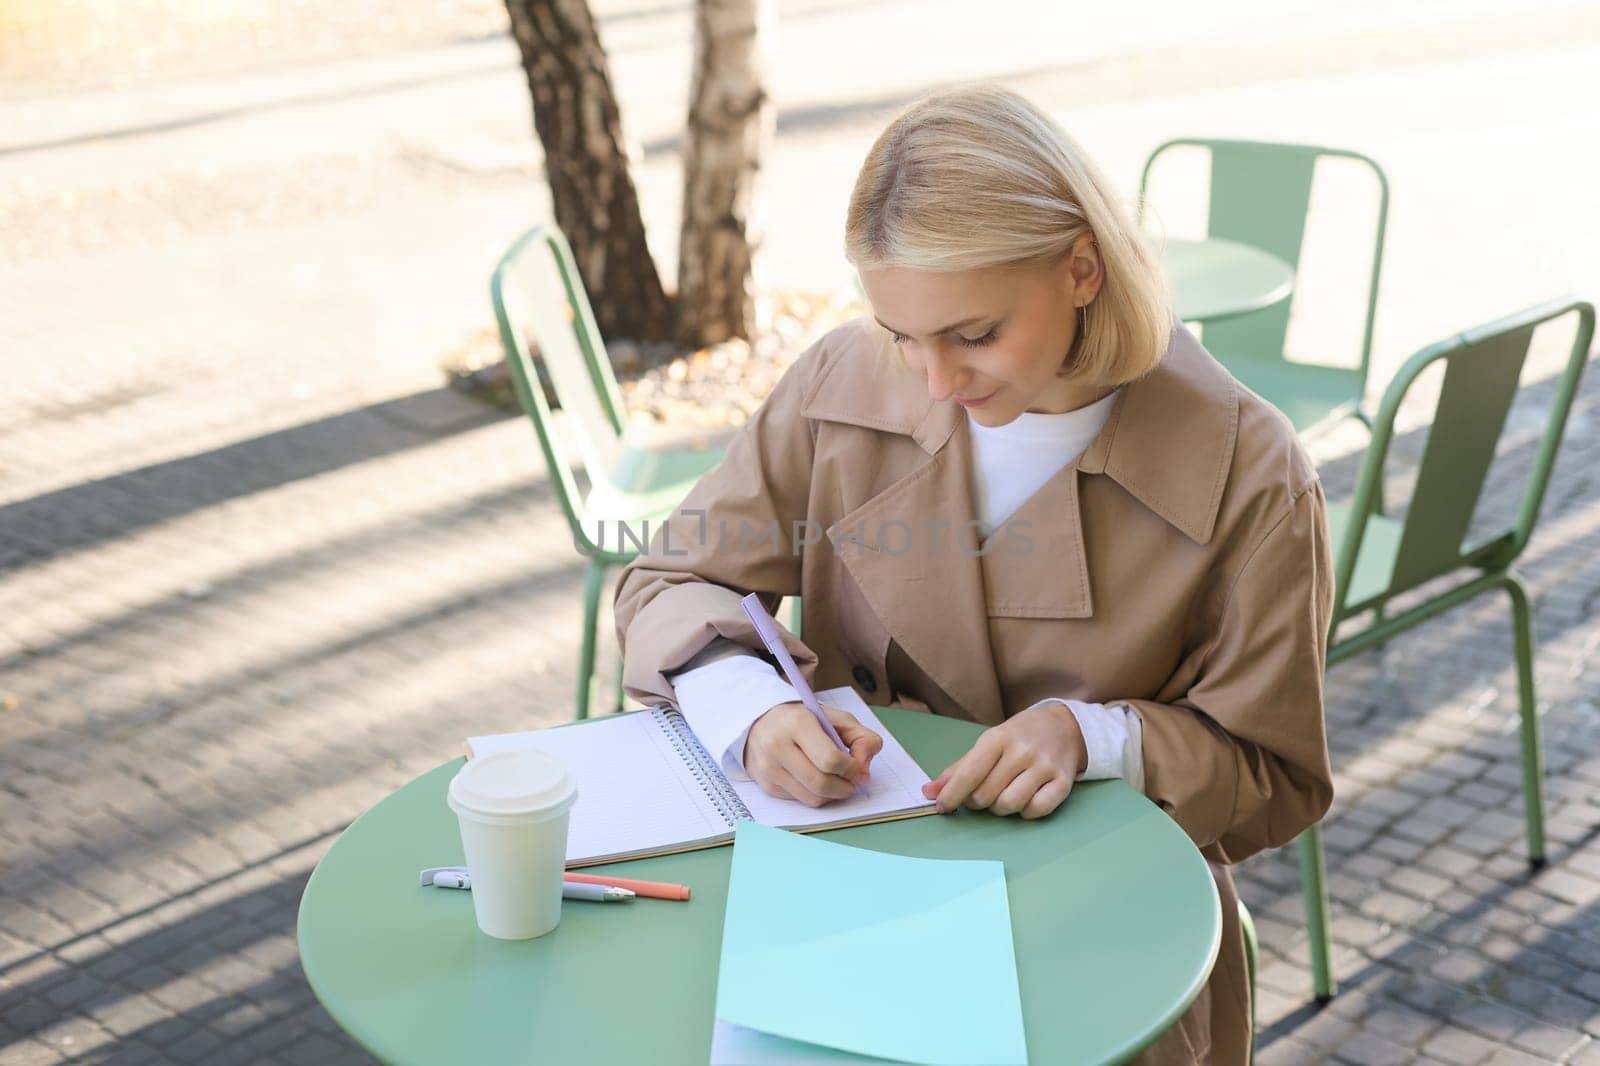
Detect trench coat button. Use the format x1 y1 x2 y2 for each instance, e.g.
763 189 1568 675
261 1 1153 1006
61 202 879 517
851 665 878 694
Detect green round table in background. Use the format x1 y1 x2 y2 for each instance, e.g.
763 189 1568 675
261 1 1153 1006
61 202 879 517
1163 236 1295 324
298 707 1221 1065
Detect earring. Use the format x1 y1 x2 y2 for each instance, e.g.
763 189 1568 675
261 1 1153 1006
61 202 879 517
1060 304 1088 374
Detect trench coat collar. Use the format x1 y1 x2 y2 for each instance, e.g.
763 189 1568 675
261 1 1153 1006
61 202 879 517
798 319 1236 724
801 318 1239 547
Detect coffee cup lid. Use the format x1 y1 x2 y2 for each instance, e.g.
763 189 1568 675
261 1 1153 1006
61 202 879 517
448 749 577 821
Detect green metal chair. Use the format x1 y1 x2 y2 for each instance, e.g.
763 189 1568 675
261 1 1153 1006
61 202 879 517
1240 900 1258 1063
491 225 729 720
1138 139 1390 437
1297 296 1596 1001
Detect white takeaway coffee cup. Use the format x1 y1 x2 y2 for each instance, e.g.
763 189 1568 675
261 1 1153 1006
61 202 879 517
446 749 578 940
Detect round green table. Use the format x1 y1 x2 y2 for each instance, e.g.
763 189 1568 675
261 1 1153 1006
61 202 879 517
1163 236 1294 324
298 707 1221 1065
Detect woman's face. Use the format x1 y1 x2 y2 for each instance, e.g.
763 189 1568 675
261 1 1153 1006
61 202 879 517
859 242 1106 426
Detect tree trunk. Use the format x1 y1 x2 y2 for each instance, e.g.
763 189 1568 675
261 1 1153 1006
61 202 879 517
505 0 675 345
676 0 776 348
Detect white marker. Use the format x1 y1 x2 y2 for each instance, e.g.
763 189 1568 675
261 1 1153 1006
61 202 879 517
426 869 635 902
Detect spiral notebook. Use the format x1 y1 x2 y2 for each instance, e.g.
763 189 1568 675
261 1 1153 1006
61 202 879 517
466 688 937 868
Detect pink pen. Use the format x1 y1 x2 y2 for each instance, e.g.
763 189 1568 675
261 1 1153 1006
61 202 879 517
739 592 852 756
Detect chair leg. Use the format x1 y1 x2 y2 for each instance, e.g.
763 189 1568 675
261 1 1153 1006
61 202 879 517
1504 574 1546 867
1370 472 1390 634
614 651 625 714
1298 823 1337 1001
1352 415 1389 635
577 559 606 721
1238 900 1258 1064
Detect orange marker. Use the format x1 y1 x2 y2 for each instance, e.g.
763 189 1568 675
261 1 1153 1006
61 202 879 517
563 872 691 901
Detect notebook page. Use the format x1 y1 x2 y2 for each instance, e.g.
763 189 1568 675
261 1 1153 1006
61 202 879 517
468 713 729 865
729 690 936 829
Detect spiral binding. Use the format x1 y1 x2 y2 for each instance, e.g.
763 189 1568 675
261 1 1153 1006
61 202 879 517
652 707 754 828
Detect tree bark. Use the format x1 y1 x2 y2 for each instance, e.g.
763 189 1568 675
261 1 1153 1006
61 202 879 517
505 0 675 345
676 0 776 347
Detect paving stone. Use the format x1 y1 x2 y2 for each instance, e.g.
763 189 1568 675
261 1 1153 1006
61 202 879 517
1570 1038 1600 1065
1421 1025 1504 1065
1329 913 1390 949
1362 890 1433 926
33 1011 117 1057
1369 834 1430 863
1333 1030 1415 1065
147 974 222 1015
40 973 111 1012
134 1012 203 1048
1537 870 1600 907
1293 1009 1358 1051
1257 1035 1321 1065
194 1039 280 1066
1510 1021 1589 1060
1452 998 1536 1037
0 1038 69 1065
2 997 60 1036
97 1041 165 1066
1431 950 1497 987
87 992 174 1038
82 947 141 984
164 1025 228 1064
1396 974 1471 1015
1482 935 1532 964
1457 781 1519 809
1417 797 1488 832
1573 971 1600 1004
1483 1048 1554 1066
1525 986 1600 1031
1362 1003 1444 1047
1389 867 1457 902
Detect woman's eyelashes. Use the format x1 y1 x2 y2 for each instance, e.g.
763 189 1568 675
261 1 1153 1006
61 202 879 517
886 324 1002 348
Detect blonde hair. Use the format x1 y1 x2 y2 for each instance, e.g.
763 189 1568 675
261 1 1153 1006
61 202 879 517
845 84 1170 386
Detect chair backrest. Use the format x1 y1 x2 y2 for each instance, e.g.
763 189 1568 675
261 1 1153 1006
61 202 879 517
490 226 630 549
1138 139 1389 383
1333 297 1595 620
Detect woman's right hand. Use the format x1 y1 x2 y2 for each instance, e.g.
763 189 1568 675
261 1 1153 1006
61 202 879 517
742 703 883 806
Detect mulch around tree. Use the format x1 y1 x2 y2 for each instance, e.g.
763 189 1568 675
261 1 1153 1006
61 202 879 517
443 286 867 429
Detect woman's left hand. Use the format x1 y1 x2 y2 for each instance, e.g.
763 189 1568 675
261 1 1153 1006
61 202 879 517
921 701 1088 819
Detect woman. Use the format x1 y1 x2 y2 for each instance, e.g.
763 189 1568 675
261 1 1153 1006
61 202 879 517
615 84 1333 1064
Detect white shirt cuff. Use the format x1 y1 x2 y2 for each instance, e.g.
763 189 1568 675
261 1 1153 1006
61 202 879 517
668 651 801 782
1028 698 1145 792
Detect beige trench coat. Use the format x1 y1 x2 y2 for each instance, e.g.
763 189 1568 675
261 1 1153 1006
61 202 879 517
615 317 1335 1064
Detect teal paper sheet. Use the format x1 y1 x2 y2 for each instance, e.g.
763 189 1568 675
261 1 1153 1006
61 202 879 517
713 822 1028 1066
710 1020 905 1064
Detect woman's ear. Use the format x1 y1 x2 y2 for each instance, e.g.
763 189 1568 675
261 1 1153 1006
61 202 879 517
1067 232 1104 306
